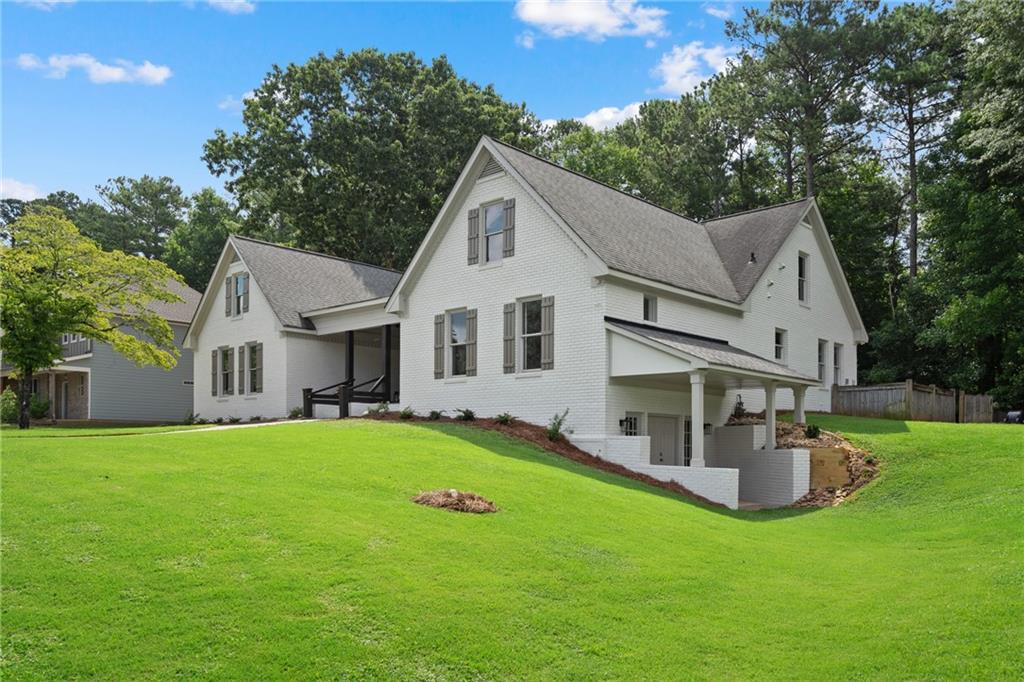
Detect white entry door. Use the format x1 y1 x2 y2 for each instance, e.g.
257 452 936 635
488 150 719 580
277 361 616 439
648 415 678 465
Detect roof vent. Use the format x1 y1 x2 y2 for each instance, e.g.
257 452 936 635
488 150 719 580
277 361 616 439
749 252 757 264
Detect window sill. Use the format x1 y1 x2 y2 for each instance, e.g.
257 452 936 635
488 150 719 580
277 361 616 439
216 398 230 403
799 302 811 310
445 378 468 384
515 371 542 379
478 261 503 271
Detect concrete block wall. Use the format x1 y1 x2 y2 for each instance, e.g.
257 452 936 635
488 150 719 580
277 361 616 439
708 449 810 506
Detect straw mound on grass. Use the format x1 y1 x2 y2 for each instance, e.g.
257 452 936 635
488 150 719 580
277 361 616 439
412 489 498 514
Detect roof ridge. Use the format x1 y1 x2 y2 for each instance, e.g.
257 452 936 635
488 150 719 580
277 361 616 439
702 196 813 224
486 137 705 227
230 234 404 274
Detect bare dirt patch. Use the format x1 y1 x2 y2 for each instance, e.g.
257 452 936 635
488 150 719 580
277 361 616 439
412 489 498 514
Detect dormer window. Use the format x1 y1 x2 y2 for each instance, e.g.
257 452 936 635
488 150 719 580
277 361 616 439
484 203 505 263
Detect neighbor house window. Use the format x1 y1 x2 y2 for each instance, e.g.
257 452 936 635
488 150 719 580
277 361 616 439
220 347 234 395
833 343 844 385
521 298 543 371
622 412 643 436
643 294 658 323
818 339 828 382
248 342 263 393
798 252 809 303
683 417 693 466
774 328 787 363
449 310 468 376
484 203 504 263
61 333 69 344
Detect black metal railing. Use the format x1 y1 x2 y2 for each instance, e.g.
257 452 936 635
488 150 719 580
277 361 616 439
302 374 393 418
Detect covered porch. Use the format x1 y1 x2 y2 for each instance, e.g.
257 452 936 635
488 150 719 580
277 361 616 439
0 366 90 420
300 324 400 418
592 318 819 509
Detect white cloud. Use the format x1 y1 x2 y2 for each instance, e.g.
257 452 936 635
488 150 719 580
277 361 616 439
13 0 76 11
651 41 735 96
644 39 657 49
218 90 255 112
703 3 734 20
515 31 536 49
1 178 43 201
514 0 667 42
207 0 255 14
580 101 643 130
17 53 172 85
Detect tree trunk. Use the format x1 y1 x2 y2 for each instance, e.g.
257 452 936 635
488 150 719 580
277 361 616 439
17 369 33 430
908 103 918 280
784 135 795 199
804 152 815 198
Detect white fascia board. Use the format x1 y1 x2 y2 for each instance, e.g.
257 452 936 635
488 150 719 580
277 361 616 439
303 297 389 317
183 237 237 349
804 201 869 344
605 323 710 369
603 270 748 313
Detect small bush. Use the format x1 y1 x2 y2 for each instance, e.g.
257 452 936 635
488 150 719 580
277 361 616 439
227 416 241 424
0 388 17 424
399 406 415 420
805 424 821 439
29 394 50 420
289 406 304 419
213 417 224 425
547 408 569 441
495 412 516 425
427 410 445 421
184 412 199 425
249 415 262 422
454 408 475 421
865 455 877 465
367 402 390 416
194 417 209 425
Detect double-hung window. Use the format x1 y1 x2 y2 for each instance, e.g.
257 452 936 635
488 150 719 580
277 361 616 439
484 203 505 263
248 342 263 393
643 294 658 323
220 347 234 395
449 310 468 377
234 274 248 316
798 252 809 303
833 343 844 385
521 298 543 371
774 328 787 363
818 339 828 382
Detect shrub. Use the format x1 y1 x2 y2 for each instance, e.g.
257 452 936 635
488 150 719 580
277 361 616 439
865 455 877 465
228 416 242 424
184 412 199 425
805 424 821 439
249 415 262 422
495 412 516 425
29 394 50 420
194 417 209 425
213 417 224 424
367 402 390 416
399 406 415 420
1 388 17 424
547 408 569 441
454 408 475 421
427 410 445 421
288 406 305 419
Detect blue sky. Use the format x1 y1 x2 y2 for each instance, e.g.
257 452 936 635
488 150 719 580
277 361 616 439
2 1 751 203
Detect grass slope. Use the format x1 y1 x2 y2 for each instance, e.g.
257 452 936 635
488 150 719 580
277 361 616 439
2 416 1022 679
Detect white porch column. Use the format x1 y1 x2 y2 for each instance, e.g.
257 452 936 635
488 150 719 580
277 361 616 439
764 380 777 450
690 371 706 467
793 385 807 424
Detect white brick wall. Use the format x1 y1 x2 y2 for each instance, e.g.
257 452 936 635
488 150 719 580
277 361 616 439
708 449 810 506
398 169 608 436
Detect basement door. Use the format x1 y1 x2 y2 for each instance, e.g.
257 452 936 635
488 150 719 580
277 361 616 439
648 415 678 465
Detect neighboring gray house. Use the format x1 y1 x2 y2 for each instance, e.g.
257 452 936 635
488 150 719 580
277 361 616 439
1 280 201 423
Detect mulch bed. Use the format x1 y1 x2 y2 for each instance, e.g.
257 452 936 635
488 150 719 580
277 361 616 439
365 412 726 509
412 489 498 513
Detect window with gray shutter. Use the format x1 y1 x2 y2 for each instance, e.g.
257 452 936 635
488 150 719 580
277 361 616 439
503 303 515 374
434 314 445 379
503 198 515 257
241 274 250 312
250 342 263 393
467 209 480 265
211 350 218 395
541 296 554 370
238 345 246 394
221 347 234 395
465 308 477 377
224 276 232 316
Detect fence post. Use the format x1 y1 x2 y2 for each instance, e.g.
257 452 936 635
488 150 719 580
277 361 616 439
302 388 312 418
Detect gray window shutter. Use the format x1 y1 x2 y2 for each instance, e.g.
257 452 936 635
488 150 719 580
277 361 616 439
467 208 480 265
503 198 515 257
211 350 218 396
224 276 232 316
503 303 515 374
254 343 263 393
466 309 477 377
225 348 234 395
541 296 554 370
238 345 246 394
242 275 250 312
433 314 445 379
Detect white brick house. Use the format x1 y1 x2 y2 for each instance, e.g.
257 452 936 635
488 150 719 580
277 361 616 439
186 137 866 509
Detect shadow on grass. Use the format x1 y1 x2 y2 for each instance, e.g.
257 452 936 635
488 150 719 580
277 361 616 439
411 421 817 523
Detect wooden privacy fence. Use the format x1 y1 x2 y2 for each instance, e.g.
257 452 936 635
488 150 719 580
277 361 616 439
831 380 993 423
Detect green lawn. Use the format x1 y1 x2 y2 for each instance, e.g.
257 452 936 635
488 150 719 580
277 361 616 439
2 416 1022 679
0 424 210 439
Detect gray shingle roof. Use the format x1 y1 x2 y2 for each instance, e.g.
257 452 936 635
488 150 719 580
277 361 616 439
607 318 816 382
491 140 742 303
231 236 402 329
705 198 814 300
488 139 813 305
152 279 202 324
